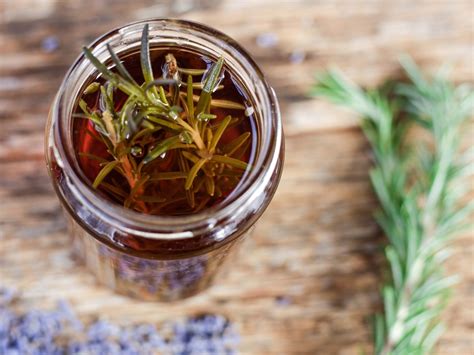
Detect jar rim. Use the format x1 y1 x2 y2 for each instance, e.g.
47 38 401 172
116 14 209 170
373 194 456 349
51 18 283 240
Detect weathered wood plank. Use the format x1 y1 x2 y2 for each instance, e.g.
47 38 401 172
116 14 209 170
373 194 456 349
1 1 472 354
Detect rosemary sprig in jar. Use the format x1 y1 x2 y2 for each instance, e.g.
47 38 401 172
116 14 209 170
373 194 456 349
77 24 252 214
312 57 473 354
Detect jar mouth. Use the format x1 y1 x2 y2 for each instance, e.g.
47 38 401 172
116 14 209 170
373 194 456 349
53 18 282 239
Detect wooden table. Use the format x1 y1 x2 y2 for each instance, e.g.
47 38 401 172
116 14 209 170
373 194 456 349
1 1 472 353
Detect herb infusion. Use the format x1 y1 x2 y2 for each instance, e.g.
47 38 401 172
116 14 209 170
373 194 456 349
76 24 254 215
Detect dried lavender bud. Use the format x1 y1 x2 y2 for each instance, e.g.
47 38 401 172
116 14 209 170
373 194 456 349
99 246 207 298
0 286 16 306
275 295 292 307
167 314 239 355
0 299 79 354
0 286 239 354
167 258 206 292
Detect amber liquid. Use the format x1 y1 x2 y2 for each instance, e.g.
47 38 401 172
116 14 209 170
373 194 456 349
63 47 261 301
73 47 257 216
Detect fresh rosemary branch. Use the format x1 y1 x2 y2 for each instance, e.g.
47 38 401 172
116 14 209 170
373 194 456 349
311 57 473 354
77 24 251 214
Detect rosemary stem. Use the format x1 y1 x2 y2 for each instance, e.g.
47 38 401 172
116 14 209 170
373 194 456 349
312 59 473 355
120 154 148 213
176 117 206 151
380 274 415 355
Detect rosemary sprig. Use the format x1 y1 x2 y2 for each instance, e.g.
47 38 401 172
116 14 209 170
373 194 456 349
78 25 251 213
311 57 473 355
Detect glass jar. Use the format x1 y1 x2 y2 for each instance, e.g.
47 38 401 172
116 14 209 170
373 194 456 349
45 19 284 301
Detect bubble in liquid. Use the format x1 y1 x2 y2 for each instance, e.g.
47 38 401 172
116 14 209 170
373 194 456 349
130 145 144 157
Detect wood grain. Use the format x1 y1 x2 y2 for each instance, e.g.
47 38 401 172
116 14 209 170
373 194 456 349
0 1 473 354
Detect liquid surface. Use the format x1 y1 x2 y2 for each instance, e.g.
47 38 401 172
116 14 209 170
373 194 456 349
74 48 256 216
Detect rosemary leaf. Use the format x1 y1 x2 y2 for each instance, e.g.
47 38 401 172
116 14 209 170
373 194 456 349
208 99 246 110
205 175 215 196
182 81 224 91
209 115 232 153
196 113 217 121
82 47 115 81
92 161 120 188
78 99 91 115
145 79 178 91
193 176 206 193
187 74 195 125
106 43 137 85
148 172 188 181
159 86 169 105
185 158 208 190
140 24 154 84
136 195 166 203
84 82 100 95
212 155 248 170
192 95 246 110
78 152 108 163
196 57 224 114
227 138 250 160
178 151 195 208
77 101 104 129
142 135 182 165
178 67 207 75
222 132 251 155
130 127 161 145
101 182 128 198
146 115 182 131
181 151 200 164
83 47 145 99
